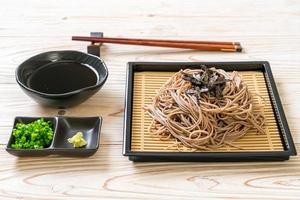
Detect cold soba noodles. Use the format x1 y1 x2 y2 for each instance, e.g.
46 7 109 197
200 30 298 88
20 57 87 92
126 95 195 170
144 66 265 151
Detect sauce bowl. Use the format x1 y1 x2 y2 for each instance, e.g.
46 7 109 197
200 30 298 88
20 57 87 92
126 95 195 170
16 50 108 108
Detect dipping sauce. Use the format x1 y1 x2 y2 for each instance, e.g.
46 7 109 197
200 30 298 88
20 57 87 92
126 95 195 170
27 61 98 94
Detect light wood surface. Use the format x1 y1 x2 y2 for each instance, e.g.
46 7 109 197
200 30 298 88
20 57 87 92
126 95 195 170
0 0 299 199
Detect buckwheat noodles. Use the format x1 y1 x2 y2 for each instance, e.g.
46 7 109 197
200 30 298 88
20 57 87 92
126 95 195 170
144 67 265 151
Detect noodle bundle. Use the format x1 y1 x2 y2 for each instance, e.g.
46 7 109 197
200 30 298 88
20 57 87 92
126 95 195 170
144 67 265 150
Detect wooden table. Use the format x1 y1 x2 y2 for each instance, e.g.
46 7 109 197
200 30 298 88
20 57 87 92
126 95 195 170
0 0 300 199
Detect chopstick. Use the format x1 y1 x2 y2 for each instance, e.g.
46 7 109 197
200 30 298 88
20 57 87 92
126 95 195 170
72 36 242 52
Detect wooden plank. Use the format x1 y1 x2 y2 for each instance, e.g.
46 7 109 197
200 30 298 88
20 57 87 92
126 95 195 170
0 0 300 198
0 144 300 200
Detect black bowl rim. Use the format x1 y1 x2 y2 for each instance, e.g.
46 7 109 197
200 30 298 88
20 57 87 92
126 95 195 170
15 50 109 97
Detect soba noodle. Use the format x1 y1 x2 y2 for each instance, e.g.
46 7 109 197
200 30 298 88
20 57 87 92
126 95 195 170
143 67 265 151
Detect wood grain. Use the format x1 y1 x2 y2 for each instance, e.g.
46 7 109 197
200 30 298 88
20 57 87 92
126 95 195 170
0 145 300 200
0 0 299 199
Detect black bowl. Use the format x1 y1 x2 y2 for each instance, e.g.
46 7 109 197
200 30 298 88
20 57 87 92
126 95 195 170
16 51 108 108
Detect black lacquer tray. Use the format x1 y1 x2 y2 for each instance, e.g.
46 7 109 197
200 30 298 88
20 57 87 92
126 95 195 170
123 61 297 162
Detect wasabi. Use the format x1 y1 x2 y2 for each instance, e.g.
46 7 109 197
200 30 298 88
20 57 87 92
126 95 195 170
67 132 87 148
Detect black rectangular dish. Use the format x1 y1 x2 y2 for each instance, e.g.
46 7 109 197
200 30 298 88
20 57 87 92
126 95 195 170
6 116 102 157
123 61 297 162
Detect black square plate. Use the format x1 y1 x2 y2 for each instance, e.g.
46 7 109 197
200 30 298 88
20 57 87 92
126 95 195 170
123 61 297 162
6 116 102 157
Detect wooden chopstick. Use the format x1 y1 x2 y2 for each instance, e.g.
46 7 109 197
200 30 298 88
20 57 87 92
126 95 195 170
72 36 242 52
83 36 241 46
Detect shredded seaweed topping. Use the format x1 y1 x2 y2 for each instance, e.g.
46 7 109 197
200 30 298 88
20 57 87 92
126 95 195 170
181 65 230 99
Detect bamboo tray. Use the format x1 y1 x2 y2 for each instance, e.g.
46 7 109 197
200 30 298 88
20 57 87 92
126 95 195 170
123 62 297 161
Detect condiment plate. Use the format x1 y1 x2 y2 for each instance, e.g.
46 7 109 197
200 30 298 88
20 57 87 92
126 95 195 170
6 116 102 157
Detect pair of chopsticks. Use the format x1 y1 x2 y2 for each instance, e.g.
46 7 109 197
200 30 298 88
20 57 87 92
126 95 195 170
72 36 242 52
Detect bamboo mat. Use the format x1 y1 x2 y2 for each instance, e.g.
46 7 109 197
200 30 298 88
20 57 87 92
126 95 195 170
131 71 284 152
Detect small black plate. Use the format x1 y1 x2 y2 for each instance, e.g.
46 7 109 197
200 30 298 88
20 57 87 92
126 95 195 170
6 116 102 157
